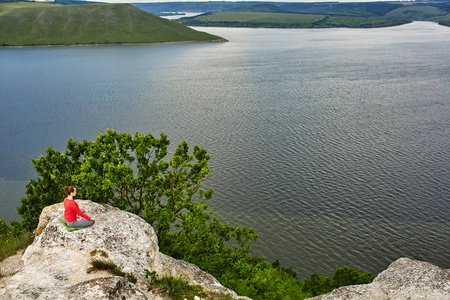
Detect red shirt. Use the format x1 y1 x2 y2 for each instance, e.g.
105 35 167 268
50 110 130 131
64 198 91 222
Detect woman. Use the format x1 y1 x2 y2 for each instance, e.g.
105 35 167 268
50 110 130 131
63 186 98 227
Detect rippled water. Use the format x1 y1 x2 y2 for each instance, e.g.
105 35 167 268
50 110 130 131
1 22 449 278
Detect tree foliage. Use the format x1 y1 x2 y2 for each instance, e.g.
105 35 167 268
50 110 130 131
301 266 376 297
18 129 257 259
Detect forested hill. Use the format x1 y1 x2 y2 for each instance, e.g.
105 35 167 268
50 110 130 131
135 1 450 28
0 2 224 46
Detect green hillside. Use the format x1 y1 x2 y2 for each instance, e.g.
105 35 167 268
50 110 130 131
385 5 449 21
438 13 450 26
182 10 326 28
279 2 403 17
0 2 224 46
230 4 287 13
178 1 450 28
180 10 406 28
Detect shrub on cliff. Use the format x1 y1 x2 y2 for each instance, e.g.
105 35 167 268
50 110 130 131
300 266 376 297
0 219 33 261
18 129 258 261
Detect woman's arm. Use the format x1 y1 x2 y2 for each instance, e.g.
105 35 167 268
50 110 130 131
73 202 91 220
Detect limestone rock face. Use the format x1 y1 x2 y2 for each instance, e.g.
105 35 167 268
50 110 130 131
308 257 450 300
0 200 247 299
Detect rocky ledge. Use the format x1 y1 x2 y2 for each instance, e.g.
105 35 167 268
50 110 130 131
1 201 449 299
0 200 249 299
308 258 450 300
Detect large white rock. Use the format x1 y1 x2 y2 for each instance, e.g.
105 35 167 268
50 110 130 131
308 257 450 300
0 200 249 299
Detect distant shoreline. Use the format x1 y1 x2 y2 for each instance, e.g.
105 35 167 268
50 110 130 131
185 21 413 29
188 20 447 30
0 39 227 49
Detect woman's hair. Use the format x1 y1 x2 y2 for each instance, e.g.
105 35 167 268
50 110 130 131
63 186 76 196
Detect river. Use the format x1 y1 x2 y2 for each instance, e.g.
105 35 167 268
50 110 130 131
0 21 449 278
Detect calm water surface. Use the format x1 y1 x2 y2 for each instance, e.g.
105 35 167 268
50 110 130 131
1 22 449 278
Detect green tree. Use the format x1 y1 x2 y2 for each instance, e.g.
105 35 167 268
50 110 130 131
331 266 376 287
300 266 375 297
301 273 333 297
17 129 257 260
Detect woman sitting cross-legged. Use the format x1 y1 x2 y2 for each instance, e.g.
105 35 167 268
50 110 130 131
63 186 98 227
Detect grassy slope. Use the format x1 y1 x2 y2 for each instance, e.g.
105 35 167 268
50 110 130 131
181 10 406 28
385 5 449 21
0 2 224 46
437 13 450 26
180 2 450 28
279 2 403 17
230 4 287 13
184 10 326 27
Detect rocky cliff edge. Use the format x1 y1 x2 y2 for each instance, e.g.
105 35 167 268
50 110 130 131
1 200 449 299
0 200 250 299
307 256 450 300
